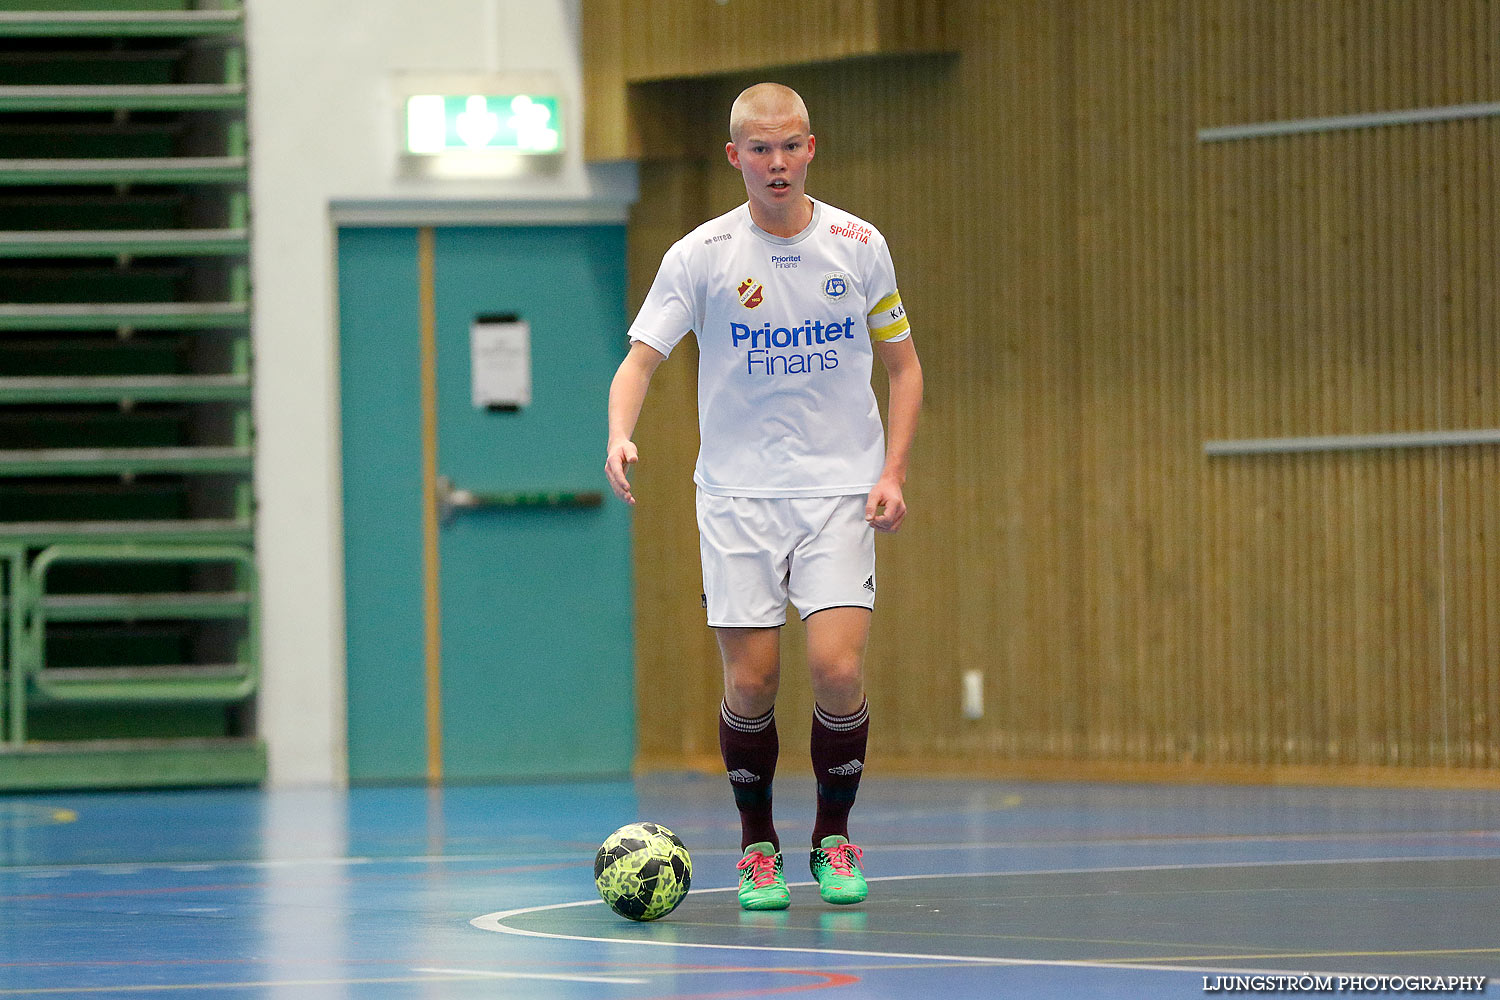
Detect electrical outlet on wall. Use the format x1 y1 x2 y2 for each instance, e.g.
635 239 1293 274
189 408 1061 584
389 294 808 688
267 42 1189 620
962 669 983 719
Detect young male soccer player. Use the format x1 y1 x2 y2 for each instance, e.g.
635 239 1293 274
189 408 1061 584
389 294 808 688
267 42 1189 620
605 83 923 910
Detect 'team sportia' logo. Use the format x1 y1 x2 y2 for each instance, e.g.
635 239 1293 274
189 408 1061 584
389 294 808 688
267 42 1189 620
737 277 764 309
829 220 871 244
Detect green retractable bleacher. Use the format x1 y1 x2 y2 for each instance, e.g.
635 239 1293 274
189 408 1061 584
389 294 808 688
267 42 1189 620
0 0 261 789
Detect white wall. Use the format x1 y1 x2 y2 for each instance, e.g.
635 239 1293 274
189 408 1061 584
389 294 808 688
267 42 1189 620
246 0 635 785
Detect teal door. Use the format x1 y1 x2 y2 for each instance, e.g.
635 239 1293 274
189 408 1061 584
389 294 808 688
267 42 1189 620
338 224 634 783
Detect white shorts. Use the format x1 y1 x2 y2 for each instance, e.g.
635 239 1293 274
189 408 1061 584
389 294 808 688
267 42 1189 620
696 490 876 628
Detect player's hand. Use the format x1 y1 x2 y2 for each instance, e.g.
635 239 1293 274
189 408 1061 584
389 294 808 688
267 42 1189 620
605 440 639 505
865 478 906 533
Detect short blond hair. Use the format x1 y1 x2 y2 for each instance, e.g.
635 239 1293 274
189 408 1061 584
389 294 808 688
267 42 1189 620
729 83 810 143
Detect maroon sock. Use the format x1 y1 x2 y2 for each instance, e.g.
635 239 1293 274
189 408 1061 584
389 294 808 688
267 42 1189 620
810 699 869 846
719 702 779 852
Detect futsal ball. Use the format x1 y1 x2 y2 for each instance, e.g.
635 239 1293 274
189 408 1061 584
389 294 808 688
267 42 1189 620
593 822 692 921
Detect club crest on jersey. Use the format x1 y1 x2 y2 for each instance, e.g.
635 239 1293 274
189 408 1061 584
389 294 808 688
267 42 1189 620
737 277 765 309
822 271 850 300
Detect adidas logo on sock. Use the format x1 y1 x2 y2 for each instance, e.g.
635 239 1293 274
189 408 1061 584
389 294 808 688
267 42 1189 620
863 575 875 592
827 759 864 776
727 768 761 783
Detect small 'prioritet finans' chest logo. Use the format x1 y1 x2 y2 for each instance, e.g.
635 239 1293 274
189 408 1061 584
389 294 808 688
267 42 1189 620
737 277 765 309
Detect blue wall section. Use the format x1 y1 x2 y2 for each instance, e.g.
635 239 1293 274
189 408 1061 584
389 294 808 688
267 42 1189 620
432 226 635 781
338 225 634 784
337 227 428 782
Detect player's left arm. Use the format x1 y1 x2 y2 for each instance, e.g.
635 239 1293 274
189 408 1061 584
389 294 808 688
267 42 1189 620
868 335 923 533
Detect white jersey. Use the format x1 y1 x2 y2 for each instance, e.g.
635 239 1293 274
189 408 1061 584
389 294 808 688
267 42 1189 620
628 198 911 498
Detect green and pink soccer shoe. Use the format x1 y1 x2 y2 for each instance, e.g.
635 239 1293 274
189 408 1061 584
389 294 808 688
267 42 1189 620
810 836 867 904
737 843 791 910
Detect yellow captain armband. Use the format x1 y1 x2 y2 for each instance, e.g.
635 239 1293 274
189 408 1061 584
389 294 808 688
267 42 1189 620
867 290 910 342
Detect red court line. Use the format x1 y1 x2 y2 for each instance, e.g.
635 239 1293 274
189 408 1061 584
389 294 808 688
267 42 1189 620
0 957 860 999
638 967 861 1000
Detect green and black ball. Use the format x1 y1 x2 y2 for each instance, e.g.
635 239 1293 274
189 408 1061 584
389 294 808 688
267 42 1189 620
593 822 692 921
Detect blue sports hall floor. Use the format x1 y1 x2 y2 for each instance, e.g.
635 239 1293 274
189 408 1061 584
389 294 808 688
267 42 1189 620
2 772 1498 998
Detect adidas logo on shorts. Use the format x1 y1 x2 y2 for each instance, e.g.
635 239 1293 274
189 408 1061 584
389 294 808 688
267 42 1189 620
727 768 761 783
827 759 864 776
863 575 875 593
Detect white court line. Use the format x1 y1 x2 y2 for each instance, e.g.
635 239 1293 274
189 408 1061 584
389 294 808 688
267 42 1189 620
471 855 1500 980
6 829 1497 874
0 853 571 874
413 966 645 985
11 827 1500 871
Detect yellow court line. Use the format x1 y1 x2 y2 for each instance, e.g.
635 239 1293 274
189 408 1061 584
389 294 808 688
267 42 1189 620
0 805 77 827
417 226 443 785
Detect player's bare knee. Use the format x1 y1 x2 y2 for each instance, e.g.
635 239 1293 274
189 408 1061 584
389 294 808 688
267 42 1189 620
810 655 864 706
724 665 780 712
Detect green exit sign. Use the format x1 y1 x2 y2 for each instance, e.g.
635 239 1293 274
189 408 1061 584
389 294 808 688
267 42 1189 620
406 94 562 155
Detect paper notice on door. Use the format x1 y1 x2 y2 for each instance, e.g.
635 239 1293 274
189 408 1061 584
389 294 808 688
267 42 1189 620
470 315 530 410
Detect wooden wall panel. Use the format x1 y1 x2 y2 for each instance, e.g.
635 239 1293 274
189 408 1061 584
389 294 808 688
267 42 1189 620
582 0 629 161
622 0 878 82
617 0 953 83
584 0 954 158
1068 0 1205 764
599 0 1500 781
1196 1 1500 770
624 158 721 762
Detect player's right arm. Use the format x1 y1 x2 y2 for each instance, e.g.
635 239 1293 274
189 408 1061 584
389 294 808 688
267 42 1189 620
605 340 668 505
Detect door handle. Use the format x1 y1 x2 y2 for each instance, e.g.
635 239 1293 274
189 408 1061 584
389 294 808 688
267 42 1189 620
436 476 603 524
